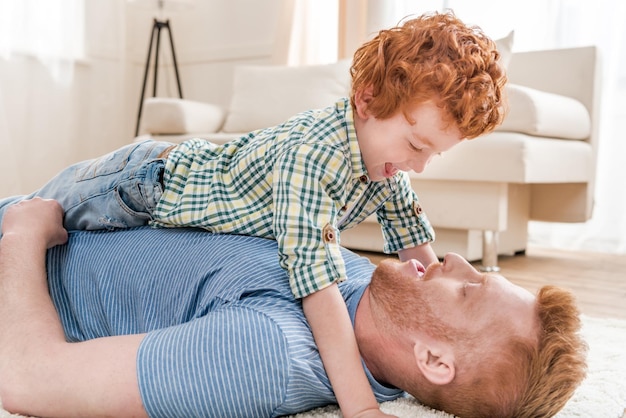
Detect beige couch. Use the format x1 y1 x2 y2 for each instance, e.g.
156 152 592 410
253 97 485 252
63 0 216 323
137 44 600 270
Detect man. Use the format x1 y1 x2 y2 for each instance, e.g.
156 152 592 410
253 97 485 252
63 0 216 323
0 198 587 418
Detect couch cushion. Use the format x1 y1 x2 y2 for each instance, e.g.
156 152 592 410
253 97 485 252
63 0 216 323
142 98 225 135
416 132 593 183
222 60 351 133
497 84 591 139
495 30 515 70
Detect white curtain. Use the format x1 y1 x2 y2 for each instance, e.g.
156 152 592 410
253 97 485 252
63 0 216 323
0 0 85 196
0 0 84 84
273 0 339 66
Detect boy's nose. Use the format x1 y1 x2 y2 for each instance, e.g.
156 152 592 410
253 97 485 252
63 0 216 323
410 162 426 173
409 155 433 173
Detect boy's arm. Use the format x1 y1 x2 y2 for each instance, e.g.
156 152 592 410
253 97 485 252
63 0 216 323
302 284 395 418
398 241 438 266
376 173 437 264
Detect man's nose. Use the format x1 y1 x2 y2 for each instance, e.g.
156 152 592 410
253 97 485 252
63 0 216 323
443 252 475 271
443 253 487 283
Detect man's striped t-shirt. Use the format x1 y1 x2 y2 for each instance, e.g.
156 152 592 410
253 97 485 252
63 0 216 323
45 227 405 417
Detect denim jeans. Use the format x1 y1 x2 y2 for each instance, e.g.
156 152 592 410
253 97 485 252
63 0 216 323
0 140 173 232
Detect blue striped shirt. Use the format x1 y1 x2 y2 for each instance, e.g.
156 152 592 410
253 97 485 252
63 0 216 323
45 227 404 417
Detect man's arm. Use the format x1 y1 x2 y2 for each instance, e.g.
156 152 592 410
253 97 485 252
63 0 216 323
0 198 147 418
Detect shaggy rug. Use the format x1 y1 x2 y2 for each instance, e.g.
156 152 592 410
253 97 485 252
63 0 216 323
2 315 625 418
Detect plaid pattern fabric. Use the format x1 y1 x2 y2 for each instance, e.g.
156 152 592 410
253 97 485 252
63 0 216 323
153 98 434 298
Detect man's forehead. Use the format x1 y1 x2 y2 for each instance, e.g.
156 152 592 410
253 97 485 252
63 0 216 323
491 273 535 301
490 274 539 339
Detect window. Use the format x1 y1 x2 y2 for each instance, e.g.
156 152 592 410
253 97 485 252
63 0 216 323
0 0 85 60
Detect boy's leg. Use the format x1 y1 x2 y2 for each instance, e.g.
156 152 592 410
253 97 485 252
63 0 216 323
0 140 173 232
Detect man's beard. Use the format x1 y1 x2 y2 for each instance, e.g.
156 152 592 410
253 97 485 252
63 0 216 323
369 260 457 342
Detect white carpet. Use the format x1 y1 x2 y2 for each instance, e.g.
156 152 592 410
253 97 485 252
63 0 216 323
1 315 625 418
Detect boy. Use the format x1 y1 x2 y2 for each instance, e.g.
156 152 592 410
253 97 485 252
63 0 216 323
0 11 506 418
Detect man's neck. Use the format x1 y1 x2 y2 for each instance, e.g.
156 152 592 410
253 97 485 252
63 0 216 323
355 287 403 386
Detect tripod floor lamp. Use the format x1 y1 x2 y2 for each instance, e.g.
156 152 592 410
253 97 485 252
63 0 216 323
135 18 183 136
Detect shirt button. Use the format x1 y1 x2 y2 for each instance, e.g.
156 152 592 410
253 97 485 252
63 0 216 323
359 175 369 184
322 223 337 244
413 202 423 216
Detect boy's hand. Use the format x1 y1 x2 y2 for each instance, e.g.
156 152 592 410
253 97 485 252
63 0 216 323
2 198 68 249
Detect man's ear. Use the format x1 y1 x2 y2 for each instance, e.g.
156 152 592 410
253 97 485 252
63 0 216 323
354 87 374 119
413 340 456 385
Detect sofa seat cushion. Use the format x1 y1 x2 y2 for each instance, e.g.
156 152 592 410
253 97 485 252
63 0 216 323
416 132 593 183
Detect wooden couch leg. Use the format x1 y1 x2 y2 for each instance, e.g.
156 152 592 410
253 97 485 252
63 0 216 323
480 230 501 272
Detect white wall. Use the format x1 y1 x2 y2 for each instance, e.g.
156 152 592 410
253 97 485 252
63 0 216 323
0 0 282 195
126 0 282 134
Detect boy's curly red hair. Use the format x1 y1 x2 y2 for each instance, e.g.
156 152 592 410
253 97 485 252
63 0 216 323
350 11 507 139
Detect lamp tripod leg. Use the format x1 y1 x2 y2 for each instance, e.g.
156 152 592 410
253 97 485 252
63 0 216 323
135 19 159 137
134 19 185 137
164 20 183 98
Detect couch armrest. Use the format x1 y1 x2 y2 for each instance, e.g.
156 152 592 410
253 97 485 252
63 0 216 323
496 84 591 139
506 46 601 221
140 98 226 135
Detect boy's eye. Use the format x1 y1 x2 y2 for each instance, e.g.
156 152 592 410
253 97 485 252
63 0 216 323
409 143 423 152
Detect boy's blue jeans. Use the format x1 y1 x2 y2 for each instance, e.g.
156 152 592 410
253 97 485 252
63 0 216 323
0 140 173 232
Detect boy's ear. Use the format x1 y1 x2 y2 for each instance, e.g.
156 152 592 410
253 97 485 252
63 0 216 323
413 340 456 385
354 87 374 119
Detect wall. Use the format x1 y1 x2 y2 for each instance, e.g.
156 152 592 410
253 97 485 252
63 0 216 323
0 0 282 196
126 0 282 135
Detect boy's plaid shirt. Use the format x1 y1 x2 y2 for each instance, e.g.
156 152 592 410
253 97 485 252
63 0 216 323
152 98 434 299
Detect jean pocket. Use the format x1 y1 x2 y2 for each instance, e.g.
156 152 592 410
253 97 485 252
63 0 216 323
115 177 163 219
75 145 137 182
